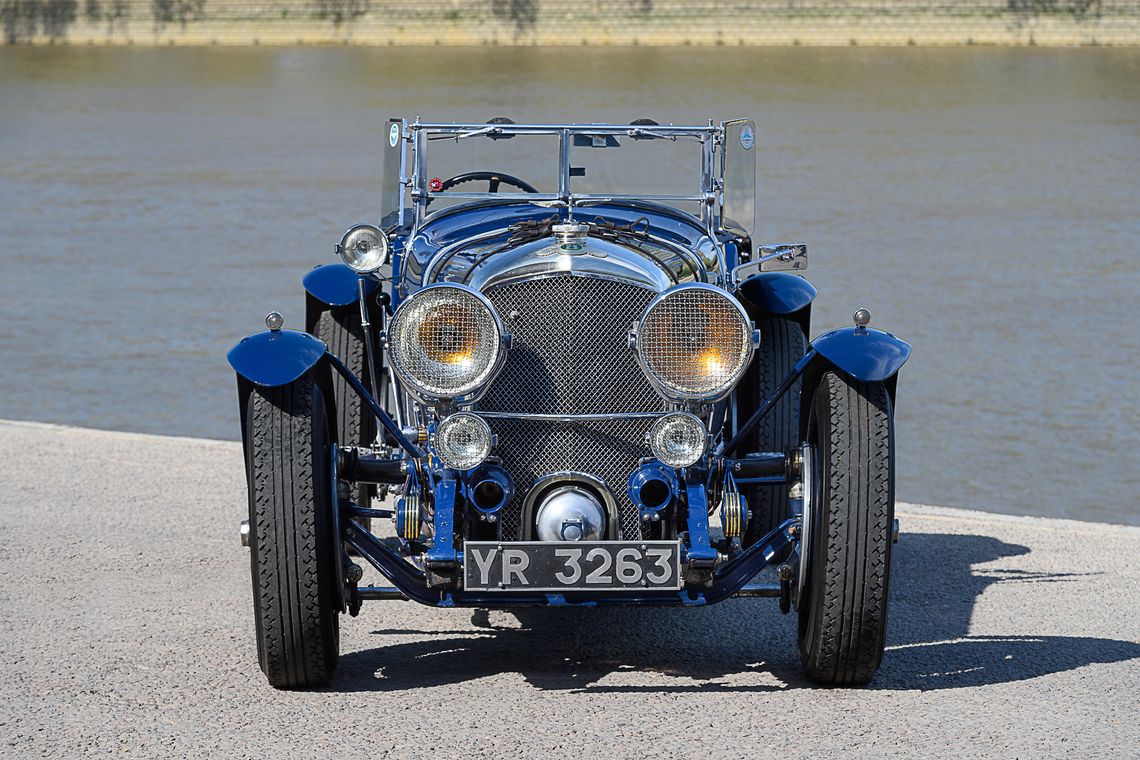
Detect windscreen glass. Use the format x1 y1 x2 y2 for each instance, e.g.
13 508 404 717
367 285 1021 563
423 132 559 214
419 127 708 217
568 133 704 210
721 120 756 236
381 119 405 229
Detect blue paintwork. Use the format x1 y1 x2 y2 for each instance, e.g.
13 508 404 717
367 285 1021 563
302 263 379 307
345 515 799 608
683 479 718 564
427 476 459 564
737 272 817 315
723 240 739 271
463 464 514 514
811 326 912 383
626 462 677 519
227 329 326 388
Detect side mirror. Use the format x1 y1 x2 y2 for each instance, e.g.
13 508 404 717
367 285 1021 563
731 244 808 284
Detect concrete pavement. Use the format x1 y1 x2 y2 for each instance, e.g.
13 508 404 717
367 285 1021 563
1 419 1137 758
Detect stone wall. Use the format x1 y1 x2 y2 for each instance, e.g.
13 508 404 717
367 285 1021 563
4 0 1138 46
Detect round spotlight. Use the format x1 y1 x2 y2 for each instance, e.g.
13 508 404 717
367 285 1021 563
647 412 707 468
636 284 753 401
433 413 492 471
338 224 389 274
387 284 505 402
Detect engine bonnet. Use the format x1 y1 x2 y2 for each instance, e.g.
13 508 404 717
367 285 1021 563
406 204 723 296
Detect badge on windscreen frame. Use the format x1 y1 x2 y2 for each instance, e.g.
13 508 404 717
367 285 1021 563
739 124 755 150
389 123 400 147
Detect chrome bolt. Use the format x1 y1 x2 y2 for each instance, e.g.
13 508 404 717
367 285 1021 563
239 519 250 547
852 308 871 328
265 311 284 331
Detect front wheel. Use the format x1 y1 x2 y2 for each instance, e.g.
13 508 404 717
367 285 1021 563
245 375 340 688
798 371 894 686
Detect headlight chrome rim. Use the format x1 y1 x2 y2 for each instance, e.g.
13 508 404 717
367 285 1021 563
647 412 708 469
433 413 493 471
387 283 506 403
635 283 754 402
338 223 390 274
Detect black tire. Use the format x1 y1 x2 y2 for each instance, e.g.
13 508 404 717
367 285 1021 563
314 306 376 510
246 376 340 688
798 371 894 686
742 316 807 546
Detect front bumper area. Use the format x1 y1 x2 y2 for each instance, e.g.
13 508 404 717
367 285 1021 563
344 516 798 608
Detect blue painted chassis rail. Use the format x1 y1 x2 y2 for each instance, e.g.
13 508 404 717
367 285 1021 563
345 516 798 608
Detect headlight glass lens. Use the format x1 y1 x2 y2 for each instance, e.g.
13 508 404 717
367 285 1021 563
638 285 753 400
434 413 492 470
388 285 503 400
339 224 389 273
648 413 707 468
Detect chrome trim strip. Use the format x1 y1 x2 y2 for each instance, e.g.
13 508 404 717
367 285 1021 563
413 122 718 134
478 411 666 421
466 242 675 292
424 192 709 203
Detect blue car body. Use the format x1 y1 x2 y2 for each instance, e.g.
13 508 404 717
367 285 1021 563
228 119 910 614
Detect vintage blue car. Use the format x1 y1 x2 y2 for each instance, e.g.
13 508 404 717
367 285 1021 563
228 119 910 689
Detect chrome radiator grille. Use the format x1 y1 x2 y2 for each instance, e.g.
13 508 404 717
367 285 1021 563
478 275 662 540
485 417 655 540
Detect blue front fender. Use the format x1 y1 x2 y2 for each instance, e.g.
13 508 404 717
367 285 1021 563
303 263 378 307
227 329 327 387
810 326 911 383
737 272 817 316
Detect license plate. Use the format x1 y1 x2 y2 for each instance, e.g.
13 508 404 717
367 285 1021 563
463 541 682 592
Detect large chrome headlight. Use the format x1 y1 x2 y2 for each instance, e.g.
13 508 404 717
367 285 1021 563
337 224 389 274
635 283 754 401
387 284 505 402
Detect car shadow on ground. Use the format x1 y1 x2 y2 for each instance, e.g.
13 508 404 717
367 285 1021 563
331 532 1140 693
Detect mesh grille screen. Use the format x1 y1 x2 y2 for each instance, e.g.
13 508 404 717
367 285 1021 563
478 276 663 540
486 417 655 540
480 276 659 415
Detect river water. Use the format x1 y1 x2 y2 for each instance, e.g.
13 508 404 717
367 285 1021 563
1 47 1137 525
